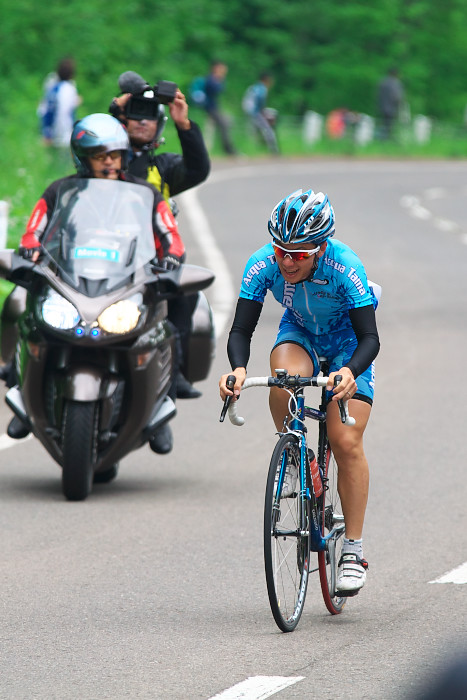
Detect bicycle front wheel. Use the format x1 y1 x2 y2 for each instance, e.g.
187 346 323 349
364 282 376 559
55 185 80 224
318 444 346 614
264 433 310 632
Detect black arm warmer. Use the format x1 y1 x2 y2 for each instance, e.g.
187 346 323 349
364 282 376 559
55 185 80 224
227 298 263 370
344 305 380 378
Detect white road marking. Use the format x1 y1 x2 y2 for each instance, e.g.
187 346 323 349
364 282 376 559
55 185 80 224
400 190 465 240
429 562 467 584
178 188 235 339
434 217 459 232
209 676 305 700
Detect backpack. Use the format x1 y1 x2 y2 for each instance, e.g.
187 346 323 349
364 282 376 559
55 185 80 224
189 76 207 108
40 82 61 139
242 85 257 115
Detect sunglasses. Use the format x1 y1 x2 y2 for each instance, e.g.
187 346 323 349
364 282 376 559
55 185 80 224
272 242 320 261
91 150 122 162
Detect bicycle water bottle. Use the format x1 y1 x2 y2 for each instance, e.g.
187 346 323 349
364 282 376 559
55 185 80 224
309 449 323 498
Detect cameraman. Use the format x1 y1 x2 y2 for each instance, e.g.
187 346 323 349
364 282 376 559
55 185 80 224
109 72 211 400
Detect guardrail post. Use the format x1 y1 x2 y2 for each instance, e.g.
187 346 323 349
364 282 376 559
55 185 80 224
303 111 323 145
0 200 9 248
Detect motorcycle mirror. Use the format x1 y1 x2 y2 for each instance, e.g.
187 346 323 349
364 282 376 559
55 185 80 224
153 264 215 298
0 249 45 289
177 264 215 295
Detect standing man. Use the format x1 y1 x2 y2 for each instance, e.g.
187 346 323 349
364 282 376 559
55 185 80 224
377 67 404 140
109 71 211 403
203 61 237 156
242 72 279 154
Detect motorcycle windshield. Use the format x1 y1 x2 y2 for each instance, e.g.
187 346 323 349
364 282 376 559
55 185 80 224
41 178 157 296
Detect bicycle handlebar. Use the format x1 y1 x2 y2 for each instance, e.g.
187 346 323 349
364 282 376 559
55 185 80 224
221 374 356 427
219 374 236 423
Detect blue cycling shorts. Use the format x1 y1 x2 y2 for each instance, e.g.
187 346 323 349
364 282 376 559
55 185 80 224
272 317 375 404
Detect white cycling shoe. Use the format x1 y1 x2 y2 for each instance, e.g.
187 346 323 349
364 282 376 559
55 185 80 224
276 462 298 498
336 553 368 596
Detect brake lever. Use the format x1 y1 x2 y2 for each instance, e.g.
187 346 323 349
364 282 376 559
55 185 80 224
334 374 356 426
219 374 236 423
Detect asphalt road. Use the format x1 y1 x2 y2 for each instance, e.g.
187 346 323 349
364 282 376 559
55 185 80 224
1 158 467 700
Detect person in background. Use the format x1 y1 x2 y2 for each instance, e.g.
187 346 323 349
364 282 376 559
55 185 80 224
377 67 404 140
39 57 82 148
242 72 279 154
109 71 211 402
203 60 237 156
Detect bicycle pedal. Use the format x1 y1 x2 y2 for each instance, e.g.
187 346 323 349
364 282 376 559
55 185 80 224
335 588 360 598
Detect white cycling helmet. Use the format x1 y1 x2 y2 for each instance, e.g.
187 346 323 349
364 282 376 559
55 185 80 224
268 188 335 245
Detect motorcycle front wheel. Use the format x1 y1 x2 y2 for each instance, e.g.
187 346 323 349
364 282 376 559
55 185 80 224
61 400 98 501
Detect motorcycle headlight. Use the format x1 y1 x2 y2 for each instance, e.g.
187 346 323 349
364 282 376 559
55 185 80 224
42 290 80 330
98 299 141 334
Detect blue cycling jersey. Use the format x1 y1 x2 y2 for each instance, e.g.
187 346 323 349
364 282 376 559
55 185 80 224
239 238 377 338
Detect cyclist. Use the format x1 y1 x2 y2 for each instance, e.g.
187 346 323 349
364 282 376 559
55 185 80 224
109 70 211 400
219 188 380 596
3 113 183 455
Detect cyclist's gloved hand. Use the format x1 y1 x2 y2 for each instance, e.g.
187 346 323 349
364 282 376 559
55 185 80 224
160 255 181 271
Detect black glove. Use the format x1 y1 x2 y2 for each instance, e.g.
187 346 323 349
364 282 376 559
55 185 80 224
18 246 41 261
160 255 181 271
168 197 179 218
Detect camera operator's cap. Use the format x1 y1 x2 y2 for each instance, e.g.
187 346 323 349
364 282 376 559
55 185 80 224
118 70 151 95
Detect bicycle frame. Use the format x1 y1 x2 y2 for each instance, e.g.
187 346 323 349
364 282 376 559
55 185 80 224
279 383 345 554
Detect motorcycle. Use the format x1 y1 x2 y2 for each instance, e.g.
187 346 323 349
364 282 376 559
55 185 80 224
0 178 215 501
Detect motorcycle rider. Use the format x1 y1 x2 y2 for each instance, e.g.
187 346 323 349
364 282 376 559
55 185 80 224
109 71 211 401
3 113 183 455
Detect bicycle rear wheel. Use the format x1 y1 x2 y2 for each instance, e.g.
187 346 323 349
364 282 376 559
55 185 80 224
318 443 346 614
264 433 310 632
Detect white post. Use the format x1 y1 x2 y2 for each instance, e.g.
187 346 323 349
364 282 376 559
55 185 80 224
354 114 375 146
413 115 432 144
303 111 323 145
0 201 8 248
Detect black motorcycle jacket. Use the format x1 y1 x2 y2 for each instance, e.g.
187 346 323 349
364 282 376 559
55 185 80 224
128 121 210 203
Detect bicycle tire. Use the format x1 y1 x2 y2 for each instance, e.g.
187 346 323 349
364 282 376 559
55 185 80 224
264 433 310 632
318 443 346 614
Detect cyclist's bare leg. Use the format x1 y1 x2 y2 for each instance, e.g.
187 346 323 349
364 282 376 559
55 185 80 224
269 343 315 431
326 399 371 540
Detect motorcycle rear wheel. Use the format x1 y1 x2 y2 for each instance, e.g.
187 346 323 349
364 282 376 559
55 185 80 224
62 400 98 501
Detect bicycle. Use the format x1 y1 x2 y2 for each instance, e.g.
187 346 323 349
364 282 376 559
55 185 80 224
220 362 355 633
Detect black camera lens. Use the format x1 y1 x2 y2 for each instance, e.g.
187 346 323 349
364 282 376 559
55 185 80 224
125 96 160 121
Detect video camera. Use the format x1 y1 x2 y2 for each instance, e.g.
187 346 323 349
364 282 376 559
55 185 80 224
125 81 178 121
